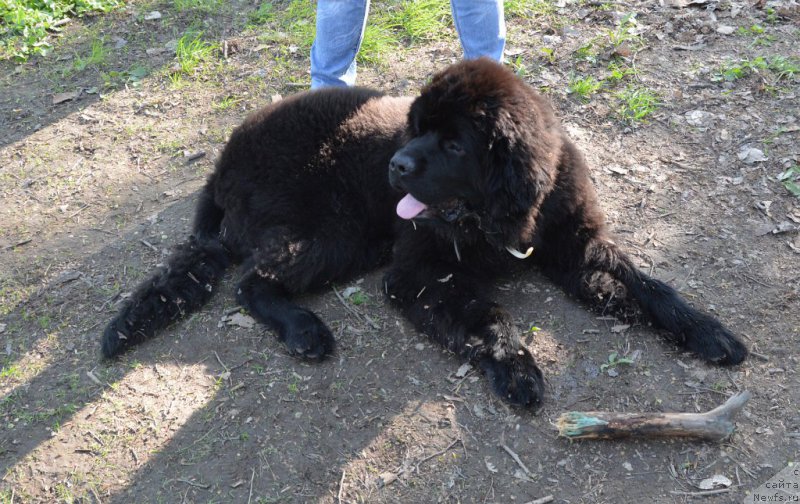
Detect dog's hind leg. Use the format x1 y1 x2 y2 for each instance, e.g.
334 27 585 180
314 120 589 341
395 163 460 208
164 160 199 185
102 183 230 358
542 238 748 365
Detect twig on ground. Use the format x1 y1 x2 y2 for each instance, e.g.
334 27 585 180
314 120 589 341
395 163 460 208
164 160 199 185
337 470 346 503
415 438 463 473
524 496 554 504
500 444 535 479
140 239 158 252
248 468 255 504
174 478 210 489
670 488 731 497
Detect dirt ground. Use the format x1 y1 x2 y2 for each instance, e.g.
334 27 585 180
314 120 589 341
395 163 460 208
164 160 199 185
1 0 799 502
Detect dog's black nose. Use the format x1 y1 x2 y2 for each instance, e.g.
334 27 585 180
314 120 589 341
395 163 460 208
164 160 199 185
389 152 416 176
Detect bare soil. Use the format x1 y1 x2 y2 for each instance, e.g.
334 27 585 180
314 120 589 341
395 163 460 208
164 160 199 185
1 1 798 503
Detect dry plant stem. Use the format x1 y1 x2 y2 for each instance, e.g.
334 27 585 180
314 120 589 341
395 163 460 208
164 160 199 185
557 391 751 441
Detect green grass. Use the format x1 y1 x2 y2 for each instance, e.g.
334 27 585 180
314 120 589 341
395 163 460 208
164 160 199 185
388 0 452 42
606 61 636 84
247 2 275 27
174 0 222 14
504 0 556 18
615 85 660 122
568 75 602 101
605 12 642 48
212 95 242 111
71 38 108 73
778 165 800 198
101 63 148 88
716 56 799 82
0 363 22 380
174 30 218 74
283 0 316 50
0 0 122 61
358 19 401 65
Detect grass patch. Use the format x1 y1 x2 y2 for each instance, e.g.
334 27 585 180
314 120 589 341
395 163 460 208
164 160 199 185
358 19 401 65
0 0 122 61
282 0 316 51
174 30 218 74
174 0 222 14
388 0 452 42
716 56 799 82
615 85 660 122
71 37 108 73
102 63 148 88
778 165 800 198
568 75 602 101
247 2 274 27
212 95 242 111
505 0 557 18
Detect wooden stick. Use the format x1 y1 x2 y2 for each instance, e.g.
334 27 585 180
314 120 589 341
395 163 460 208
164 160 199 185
556 391 751 441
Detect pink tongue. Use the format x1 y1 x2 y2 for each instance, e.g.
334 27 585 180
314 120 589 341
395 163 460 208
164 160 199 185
396 193 428 220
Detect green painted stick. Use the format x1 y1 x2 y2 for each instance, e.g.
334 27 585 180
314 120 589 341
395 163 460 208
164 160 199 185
556 391 751 442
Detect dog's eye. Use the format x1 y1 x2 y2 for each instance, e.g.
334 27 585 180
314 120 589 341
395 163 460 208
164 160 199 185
444 140 465 156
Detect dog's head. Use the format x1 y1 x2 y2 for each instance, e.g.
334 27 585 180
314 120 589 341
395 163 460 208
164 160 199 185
389 58 562 249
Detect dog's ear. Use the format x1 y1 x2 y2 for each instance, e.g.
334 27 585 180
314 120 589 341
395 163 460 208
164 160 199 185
481 107 558 244
483 110 537 219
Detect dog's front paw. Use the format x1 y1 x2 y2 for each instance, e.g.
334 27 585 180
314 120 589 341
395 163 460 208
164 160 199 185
280 309 335 361
684 316 748 366
479 347 544 409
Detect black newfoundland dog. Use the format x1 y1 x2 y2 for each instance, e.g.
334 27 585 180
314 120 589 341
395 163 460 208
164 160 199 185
102 59 746 408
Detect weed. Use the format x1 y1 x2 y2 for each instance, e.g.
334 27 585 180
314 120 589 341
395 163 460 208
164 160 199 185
605 12 643 48
573 42 598 64
247 2 275 26
600 351 634 372
349 290 369 306
509 54 528 77
539 47 556 65
716 56 799 82
174 30 218 75
72 38 109 73
0 363 22 380
606 61 636 84
778 165 800 198
615 85 660 122
737 24 765 36
102 64 148 88
0 0 122 61
213 95 242 111
769 56 800 80
765 7 779 24
568 75 602 101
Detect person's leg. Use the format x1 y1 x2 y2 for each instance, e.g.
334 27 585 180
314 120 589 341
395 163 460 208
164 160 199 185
450 0 505 61
310 0 370 88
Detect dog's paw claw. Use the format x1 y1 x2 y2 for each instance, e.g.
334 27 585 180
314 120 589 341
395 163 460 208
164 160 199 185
479 348 544 409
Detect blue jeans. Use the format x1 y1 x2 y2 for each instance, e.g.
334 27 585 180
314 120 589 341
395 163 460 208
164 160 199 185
310 0 505 88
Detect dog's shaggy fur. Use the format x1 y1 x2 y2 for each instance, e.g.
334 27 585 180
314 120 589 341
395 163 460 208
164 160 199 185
102 59 747 408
